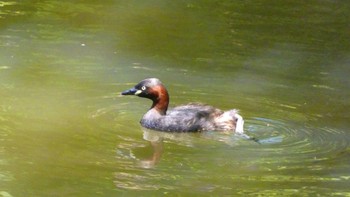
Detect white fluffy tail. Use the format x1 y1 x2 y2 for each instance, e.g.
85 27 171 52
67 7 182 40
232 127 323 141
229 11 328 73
234 113 244 134
215 109 244 133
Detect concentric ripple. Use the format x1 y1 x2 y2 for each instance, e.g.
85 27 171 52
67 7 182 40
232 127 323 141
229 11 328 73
245 117 350 163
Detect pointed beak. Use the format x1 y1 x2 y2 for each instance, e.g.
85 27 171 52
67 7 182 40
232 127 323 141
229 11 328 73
121 87 143 96
121 87 138 95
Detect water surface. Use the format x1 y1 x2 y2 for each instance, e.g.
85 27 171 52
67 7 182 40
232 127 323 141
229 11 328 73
1 1 350 196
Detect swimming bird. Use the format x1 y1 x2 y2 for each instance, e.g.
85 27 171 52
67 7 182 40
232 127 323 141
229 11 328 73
121 78 244 133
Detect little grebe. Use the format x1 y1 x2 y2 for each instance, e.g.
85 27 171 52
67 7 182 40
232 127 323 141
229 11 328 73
121 78 244 133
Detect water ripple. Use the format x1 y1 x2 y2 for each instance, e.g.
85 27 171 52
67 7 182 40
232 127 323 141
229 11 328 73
114 117 349 191
246 117 349 163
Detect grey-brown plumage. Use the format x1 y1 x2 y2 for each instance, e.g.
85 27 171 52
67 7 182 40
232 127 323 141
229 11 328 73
121 78 244 133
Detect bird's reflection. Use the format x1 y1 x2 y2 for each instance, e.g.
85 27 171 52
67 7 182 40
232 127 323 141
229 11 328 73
137 128 195 168
137 129 164 168
125 128 257 169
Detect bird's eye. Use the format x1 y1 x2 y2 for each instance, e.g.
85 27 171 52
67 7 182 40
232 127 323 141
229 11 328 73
141 86 146 90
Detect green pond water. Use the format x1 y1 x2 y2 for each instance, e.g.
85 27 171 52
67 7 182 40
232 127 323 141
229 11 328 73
1 1 350 196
